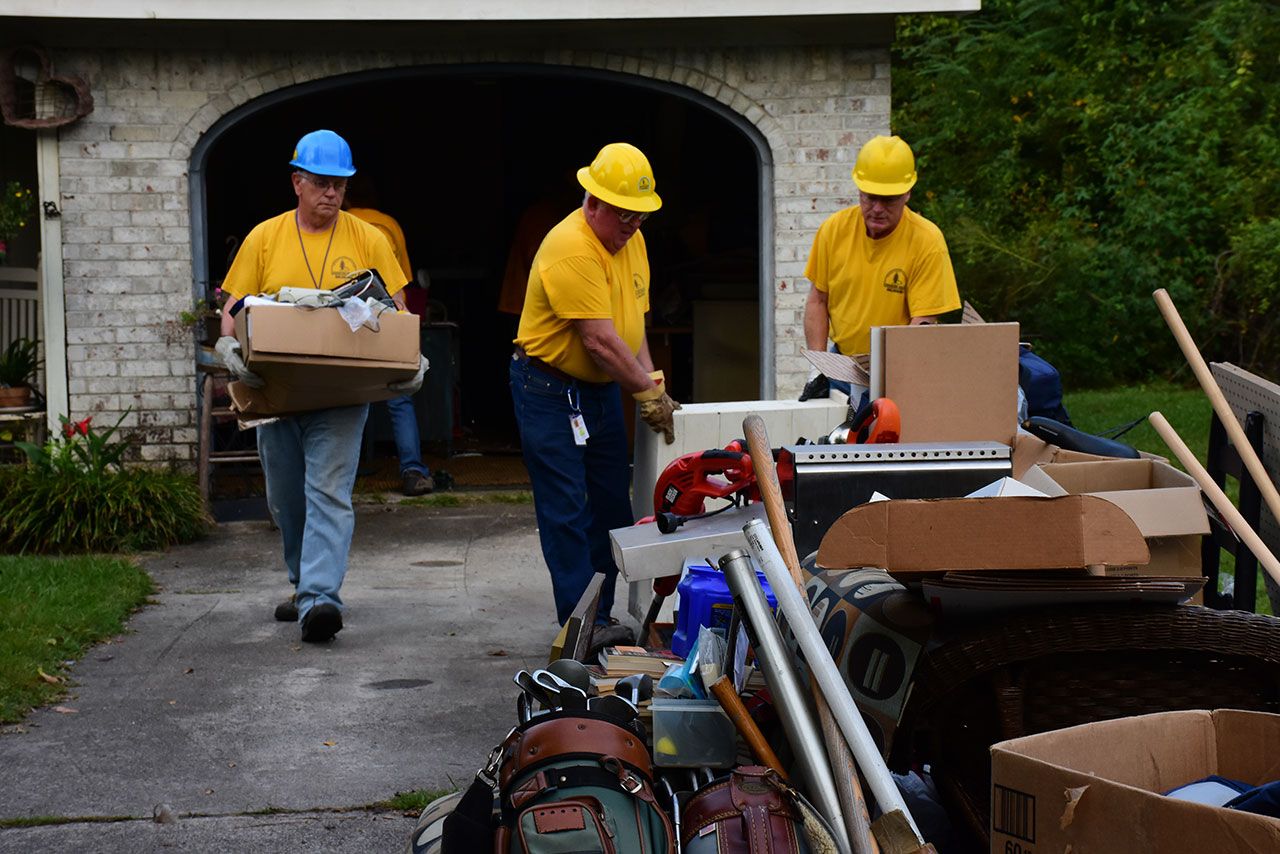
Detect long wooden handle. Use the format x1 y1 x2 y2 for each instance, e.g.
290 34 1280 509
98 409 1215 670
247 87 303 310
709 675 789 779
1154 289 1280 524
744 414 880 854
1150 412 1280 589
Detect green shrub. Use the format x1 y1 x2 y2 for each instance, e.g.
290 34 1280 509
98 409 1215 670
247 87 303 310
894 0 1280 385
2 412 210 554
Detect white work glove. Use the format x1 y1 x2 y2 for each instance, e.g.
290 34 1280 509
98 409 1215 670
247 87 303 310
214 335 265 388
389 354 429 395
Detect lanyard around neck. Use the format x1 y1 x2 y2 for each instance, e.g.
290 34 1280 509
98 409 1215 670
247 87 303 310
296 210 338 288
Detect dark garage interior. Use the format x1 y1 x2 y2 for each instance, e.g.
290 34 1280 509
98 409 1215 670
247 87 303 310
199 65 762 486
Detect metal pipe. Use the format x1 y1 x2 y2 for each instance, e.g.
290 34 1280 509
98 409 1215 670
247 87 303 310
718 548 850 853
744 518 924 844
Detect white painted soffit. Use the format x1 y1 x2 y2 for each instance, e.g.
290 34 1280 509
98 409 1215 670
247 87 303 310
4 1 980 22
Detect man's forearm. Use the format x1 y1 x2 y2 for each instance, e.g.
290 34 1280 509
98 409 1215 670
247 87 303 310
584 335 654 394
803 290 830 351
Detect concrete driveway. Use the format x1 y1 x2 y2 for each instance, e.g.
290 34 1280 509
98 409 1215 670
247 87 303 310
0 501 562 852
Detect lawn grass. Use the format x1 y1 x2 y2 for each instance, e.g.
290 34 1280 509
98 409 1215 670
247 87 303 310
0 555 153 723
1063 381 1273 615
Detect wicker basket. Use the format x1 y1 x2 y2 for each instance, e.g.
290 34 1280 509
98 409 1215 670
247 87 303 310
892 604 1280 849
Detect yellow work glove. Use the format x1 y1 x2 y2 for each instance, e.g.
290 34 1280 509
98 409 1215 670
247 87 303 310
634 371 681 445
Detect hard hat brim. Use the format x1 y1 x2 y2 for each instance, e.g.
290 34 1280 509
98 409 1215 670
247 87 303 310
853 173 917 196
577 167 662 213
290 159 357 178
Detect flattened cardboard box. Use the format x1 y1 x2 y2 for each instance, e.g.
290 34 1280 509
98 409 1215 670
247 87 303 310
1026 458 1210 588
874 322 1021 446
229 305 419 417
816 495 1149 573
990 710 1280 854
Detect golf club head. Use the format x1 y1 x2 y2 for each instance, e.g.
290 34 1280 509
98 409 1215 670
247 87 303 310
588 694 638 723
547 658 592 695
615 673 654 706
514 669 552 708
545 672 588 711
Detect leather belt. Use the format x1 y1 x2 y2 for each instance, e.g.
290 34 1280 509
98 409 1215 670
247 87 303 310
513 346 610 388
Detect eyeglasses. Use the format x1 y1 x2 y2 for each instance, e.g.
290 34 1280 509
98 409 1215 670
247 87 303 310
297 172 348 193
609 204 651 225
859 192 907 208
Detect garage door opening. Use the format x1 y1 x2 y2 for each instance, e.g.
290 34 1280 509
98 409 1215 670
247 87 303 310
194 65 767 483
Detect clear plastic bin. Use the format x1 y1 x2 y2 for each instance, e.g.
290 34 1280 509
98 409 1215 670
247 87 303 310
650 699 736 768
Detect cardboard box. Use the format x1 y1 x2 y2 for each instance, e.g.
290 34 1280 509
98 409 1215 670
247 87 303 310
1025 459 1210 580
990 710 1280 853
229 304 420 417
816 495 1149 574
871 322 1021 446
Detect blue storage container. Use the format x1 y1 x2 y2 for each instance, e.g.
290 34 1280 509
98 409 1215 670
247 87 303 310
671 559 776 658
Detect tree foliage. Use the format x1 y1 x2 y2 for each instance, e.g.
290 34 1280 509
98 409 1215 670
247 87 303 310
894 0 1280 385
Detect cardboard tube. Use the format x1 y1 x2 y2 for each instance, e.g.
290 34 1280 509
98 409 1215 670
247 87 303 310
708 675 789 779
1154 289 1280 525
744 414 880 854
1150 411 1280 589
746 518 924 846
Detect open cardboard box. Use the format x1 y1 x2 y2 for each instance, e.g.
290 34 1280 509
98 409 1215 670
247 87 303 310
815 494 1149 574
990 710 1280 853
1023 458 1210 589
228 304 420 417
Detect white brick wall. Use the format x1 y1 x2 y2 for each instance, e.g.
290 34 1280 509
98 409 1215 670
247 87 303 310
49 43 889 461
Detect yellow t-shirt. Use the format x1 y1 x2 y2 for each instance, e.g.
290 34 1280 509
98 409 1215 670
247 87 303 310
347 207 413 280
514 208 650 384
222 210 408 300
804 206 960 355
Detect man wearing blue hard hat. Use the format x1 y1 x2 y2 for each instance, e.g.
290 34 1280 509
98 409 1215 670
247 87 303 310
217 129 428 643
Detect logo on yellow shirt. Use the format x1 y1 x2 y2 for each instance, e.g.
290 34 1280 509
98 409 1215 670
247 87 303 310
331 256 357 280
633 273 647 301
883 268 907 294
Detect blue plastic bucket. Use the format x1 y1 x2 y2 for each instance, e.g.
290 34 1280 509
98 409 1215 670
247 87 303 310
671 560 776 658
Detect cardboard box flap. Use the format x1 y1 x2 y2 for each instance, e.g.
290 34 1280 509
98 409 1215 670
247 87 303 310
1038 459 1211 537
879 322 1021 446
816 495 1149 573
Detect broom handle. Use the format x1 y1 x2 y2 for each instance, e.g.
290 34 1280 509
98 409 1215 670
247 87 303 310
1154 289 1280 523
1150 411 1280 588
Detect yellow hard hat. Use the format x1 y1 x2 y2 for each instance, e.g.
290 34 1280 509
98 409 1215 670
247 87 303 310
577 143 662 213
852 135 918 195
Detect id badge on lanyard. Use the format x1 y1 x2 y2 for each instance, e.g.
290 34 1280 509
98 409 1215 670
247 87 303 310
567 388 590 446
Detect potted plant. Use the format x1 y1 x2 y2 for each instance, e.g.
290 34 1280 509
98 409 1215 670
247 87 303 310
0 337 40 407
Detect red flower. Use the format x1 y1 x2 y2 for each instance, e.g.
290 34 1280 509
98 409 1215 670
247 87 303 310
63 421 75 438
74 417 92 436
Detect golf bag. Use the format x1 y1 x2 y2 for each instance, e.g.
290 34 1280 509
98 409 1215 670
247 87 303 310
443 709 676 854
681 766 839 854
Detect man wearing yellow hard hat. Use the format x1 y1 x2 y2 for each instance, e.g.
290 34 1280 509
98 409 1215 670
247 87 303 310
800 135 960 401
510 142 679 641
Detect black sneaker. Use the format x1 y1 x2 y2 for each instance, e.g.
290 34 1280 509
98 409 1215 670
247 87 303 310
300 603 343 643
401 471 433 496
274 595 298 622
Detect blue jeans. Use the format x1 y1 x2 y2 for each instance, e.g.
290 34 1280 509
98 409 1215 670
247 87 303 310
509 357 634 625
257 404 369 620
385 394 428 477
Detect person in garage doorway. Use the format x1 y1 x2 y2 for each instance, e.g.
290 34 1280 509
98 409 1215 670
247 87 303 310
343 174 435 497
510 142 680 644
215 129 428 643
799 135 960 403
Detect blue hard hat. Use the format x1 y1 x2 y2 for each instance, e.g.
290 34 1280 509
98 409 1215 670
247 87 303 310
288 130 356 177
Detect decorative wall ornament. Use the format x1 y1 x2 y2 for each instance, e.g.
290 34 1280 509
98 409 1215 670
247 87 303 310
0 44 93 129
